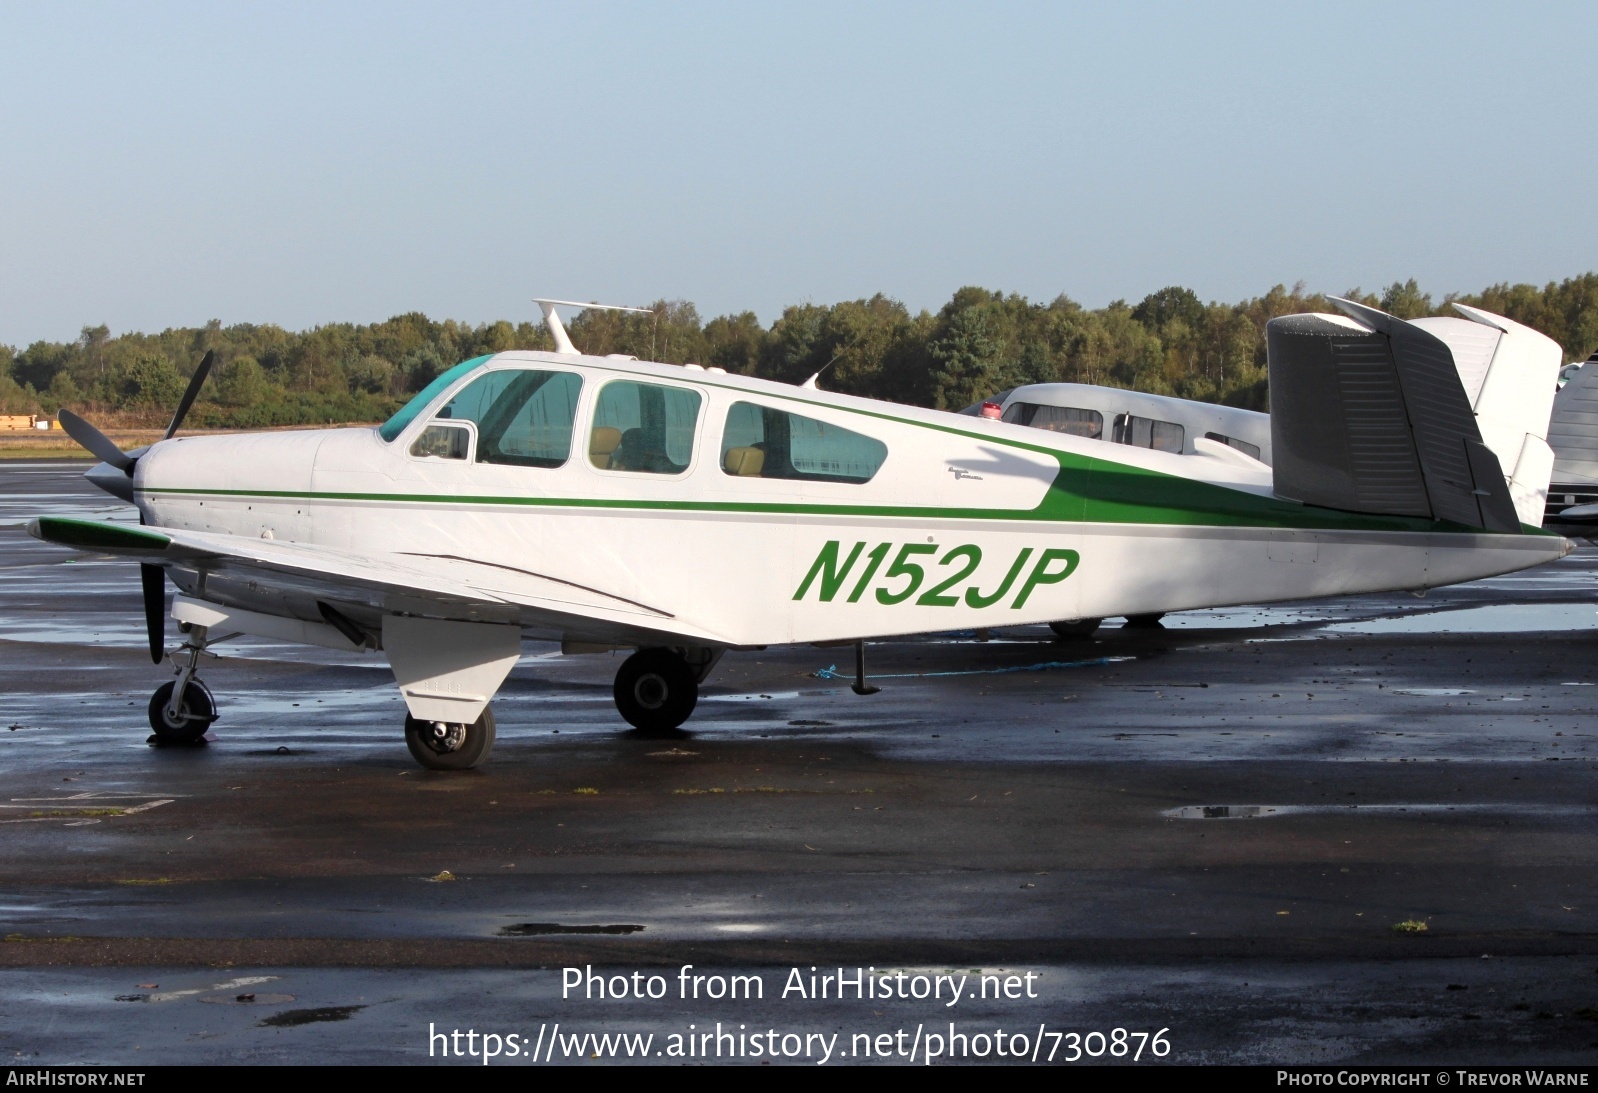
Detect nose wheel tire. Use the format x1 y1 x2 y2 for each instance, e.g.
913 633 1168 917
147 679 215 746
614 649 698 732
405 706 496 770
1048 618 1102 639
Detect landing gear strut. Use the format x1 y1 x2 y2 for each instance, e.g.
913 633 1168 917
404 706 497 770
613 648 705 732
147 622 218 745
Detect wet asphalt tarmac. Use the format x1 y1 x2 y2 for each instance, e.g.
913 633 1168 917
2 460 1597 1065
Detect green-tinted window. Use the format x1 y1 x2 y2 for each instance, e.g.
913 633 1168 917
378 355 492 442
1002 402 1103 439
409 423 470 460
1113 414 1184 454
1204 431 1262 461
721 402 887 483
435 369 581 468
589 381 702 475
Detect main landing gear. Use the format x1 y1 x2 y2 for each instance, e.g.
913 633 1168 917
147 623 218 746
613 647 720 733
1049 618 1102 639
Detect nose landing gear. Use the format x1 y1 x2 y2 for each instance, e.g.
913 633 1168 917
147 622 218 746
147 678 215 745
404 707 497 770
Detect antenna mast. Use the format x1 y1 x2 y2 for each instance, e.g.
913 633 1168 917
533 298 653 356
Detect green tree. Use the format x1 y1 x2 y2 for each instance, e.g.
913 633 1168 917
347 353 396 394
215 356 271 407
703 311 765 374
119 354 185 408
928 305 1002 410
1379 279 1434 319
1132 286 1205 331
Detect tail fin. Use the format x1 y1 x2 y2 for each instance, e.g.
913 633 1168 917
1265 299 1550 531
1412 304 1562 527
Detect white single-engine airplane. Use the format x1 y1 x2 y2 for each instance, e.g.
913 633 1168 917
30 297 1571 769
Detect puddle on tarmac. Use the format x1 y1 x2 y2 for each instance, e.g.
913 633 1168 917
1159 608 1347 629
499 922 646 936
259 1005 365 1027
1322 604 1598 634
1164 803 1598 820
812 656 1130 682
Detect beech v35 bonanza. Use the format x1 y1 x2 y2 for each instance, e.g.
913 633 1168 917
30 297 1572 769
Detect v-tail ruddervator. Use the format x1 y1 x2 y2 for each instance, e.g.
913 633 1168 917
31 297 1572 768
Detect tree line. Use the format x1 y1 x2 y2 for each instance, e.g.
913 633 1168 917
3 274 1595 428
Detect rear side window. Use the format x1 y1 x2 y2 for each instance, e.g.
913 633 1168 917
1204 431 1262 461
1002 402 1103 439
1114 414 1184 453
436 369 581 468
590 381 702 474
721 402 887 483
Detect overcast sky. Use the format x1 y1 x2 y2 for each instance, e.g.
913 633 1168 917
1 1 1594 346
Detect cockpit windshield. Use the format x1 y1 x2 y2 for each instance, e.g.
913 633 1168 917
377 354 493 442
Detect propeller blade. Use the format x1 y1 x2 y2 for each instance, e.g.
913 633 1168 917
140 563 166 664
164 350 215 440
57 409 135 472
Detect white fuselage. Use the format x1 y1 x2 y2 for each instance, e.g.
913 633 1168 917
133 352 1570 649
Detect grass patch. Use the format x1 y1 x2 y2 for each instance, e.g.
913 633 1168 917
4 934 83 943
30 808 124 818
1390 919 1429 934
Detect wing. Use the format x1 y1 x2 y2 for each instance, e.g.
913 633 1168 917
28 516 727 648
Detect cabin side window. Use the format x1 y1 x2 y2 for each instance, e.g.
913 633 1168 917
589 380 703 475
433 369 582 468
1113 414 1184 453
409 423 472 460
721 402 888 483
1204 431 1262 461
1001 402 1103 439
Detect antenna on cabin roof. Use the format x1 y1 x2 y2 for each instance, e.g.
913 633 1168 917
533 298 653 357
800 351 843 390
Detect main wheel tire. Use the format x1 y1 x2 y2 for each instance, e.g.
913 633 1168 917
147 679 215 745
405 706 496 770
1123 612 1167 629
1048 618 1102 639
614 649 698 732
